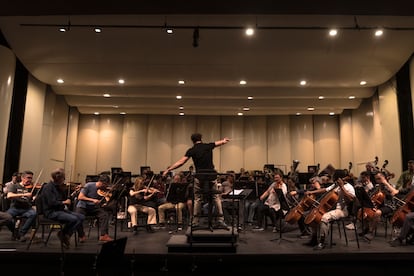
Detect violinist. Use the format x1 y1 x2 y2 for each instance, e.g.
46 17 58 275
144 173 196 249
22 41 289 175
40 168 85 247
6 170 37 242
252 170 289 233
75 174 113 242
305 170 355 250
127 176 157 234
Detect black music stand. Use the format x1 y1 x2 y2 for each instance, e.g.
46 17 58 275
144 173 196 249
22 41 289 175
354 186 375 235
270 188 294 243
165 182 189 232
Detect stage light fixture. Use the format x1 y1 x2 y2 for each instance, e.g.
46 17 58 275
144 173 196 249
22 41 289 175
192 27 199 48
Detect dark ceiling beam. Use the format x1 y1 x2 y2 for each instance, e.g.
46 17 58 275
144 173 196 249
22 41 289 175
2 0 414 16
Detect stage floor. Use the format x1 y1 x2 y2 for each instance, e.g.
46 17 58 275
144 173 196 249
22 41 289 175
0 221 412 275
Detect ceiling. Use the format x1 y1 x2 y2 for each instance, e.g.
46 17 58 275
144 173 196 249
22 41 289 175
1 2 414 116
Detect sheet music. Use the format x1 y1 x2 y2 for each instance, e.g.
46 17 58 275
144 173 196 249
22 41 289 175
229 189 244 195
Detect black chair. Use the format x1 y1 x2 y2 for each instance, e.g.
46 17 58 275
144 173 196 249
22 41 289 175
328 202 360 249
27 197 77 251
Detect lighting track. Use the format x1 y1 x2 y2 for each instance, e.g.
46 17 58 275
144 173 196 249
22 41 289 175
19 23 414 31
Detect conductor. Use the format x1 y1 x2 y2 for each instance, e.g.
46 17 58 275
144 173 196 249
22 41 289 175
162 133 230 230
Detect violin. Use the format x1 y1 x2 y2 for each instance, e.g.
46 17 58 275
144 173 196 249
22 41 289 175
285 194 317 224
390 190 414 227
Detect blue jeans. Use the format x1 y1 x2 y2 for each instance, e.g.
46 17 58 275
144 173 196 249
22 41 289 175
7 207 37 236
47 210 85 236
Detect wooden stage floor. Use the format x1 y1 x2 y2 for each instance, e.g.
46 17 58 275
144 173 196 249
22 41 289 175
0 221 413 275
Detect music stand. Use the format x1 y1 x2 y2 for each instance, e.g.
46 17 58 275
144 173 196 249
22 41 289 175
270 188 294 243
165 182 189 232
93 237 128 274
355 186 375 234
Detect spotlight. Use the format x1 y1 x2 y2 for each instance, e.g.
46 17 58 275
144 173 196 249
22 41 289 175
192 27 199 48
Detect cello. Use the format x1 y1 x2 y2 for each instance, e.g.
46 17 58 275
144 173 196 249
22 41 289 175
304 187 339 227
390 190 414 227
285 194 318 224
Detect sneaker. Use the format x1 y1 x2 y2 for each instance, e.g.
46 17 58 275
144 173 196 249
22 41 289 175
313 242 326 250
345 223 355 230
252 226 264 232
99 234 114 242
364 232 374 241
216 221 230 230
272 227 278 233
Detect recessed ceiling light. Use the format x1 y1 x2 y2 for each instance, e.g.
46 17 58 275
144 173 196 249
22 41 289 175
94 112 100 115
57 78 64 84
329 112 335 115
318 96 325 100
179 112 185 116
59 27 67 32
243 107 250 111
296 112 301 116
166 28 173 34
360 81 367 85
247 96 253 100
94 28 102 33
245 28 254 36
237 112 243 116
112 105 119 108
178 80 185 85
348 95 356 99
239 80 247 85
120 112 126 115
375 29 384 37
103 93 111 98
176 95 182 99
118 79 125 84
300 80 307 86
328 29 338 36
307 107 315 111
179 106 184 110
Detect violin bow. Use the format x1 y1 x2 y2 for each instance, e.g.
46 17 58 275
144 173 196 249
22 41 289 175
30 168 44 194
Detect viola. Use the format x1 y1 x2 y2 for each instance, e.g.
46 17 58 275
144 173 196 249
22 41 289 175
390 190 414 227
285 194 317 224
304 188 339 227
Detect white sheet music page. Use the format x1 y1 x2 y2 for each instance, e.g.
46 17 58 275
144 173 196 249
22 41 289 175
229 189 243 195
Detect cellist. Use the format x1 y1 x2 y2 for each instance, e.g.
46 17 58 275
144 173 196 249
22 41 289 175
304 170 355 250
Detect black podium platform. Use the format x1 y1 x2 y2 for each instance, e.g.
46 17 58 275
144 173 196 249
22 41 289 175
166 228 238 253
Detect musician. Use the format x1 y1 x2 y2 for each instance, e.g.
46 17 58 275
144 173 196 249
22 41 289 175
376 171 414 246
127 176 157 234
75 174 113 242
353 170 377 239
157 174 187 230
162 133 230 229
288 176 323 243
253 170 289 233
396 159 414 190
390 211 414 246
41 168 86 247
305 170 355 250
6 170 37 241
